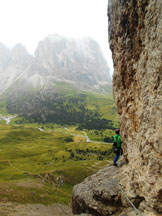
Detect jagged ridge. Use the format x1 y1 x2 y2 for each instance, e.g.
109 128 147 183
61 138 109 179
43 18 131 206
0 35 111 95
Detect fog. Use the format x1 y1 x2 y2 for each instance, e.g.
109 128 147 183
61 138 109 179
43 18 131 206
0 0 113 75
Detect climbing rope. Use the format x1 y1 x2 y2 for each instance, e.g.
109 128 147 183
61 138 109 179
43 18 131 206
116 149 143 216
118 183 143 216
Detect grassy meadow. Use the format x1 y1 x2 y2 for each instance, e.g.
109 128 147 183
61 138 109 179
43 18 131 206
0 87 117 206
85 92 117 126
0 123 113 205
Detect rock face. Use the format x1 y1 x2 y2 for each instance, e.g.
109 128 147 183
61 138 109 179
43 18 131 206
0 35 111 95
72 165 122 216
72 0 161 215
35 35 111 86
108 0 162 214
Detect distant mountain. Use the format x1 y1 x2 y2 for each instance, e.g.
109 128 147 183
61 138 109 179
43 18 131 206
0 43 33 94
0 43 11 67
0 35 111 95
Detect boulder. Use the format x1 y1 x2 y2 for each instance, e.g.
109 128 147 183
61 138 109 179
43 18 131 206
72 165 122 215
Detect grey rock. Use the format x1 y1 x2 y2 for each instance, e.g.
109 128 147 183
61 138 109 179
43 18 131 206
72 165 122 215
72 1 162 215
108 0 162 214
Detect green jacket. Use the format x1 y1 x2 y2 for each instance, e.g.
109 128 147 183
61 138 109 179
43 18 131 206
113 134 122 148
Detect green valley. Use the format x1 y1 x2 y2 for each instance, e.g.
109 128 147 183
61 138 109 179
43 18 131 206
0 123 113 205
6 86 117 130
0 86 117 206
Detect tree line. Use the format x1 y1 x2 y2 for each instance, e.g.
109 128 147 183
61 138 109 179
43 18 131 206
6 89 115 130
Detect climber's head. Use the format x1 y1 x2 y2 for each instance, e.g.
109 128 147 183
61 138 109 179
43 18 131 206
115 129 120 134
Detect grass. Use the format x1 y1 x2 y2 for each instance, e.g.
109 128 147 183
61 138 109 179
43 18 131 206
85 91 118 127
40 83 118 127
86 129 115 142
0 123 113 205
0 86 117 206
0 99 8 115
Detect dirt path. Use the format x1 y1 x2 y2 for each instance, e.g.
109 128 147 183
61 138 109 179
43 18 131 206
0 202 73 216
0 116 16 124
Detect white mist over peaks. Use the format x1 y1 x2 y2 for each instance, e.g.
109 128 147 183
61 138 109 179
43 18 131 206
0 0 113 75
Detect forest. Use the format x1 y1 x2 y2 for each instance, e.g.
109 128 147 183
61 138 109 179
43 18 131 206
6 89 115 131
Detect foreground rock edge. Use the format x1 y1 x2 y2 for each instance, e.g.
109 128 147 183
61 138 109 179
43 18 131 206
72 164 123 215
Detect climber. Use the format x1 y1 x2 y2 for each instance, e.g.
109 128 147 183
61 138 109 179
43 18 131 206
113 129 122 166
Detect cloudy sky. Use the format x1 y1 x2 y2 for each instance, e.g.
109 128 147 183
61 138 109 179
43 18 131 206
0 0 114 75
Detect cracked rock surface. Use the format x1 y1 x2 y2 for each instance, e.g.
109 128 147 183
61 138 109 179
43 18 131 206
73 1 161 215
108 0 162 214
72 165 122 216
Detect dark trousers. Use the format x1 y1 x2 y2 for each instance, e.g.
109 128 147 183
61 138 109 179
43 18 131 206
113 147 122 165
113 153 120 164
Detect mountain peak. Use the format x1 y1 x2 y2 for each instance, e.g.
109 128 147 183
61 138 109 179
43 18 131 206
35 35 111 86
10 43 33 64
11 43 29 57
0 36 111 94
0 43 10 67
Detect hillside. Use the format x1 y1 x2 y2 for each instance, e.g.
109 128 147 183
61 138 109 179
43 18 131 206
0 35 115 138
0 34 117 215
0 123 113 209
5 88 116 130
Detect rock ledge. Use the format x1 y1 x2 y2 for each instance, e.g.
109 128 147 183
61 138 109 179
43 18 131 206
72 165 122 215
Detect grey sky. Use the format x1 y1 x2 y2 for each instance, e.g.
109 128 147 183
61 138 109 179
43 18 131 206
0 0 114 75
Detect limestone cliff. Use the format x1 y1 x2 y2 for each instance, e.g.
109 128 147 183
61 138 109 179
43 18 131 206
72 0 162 215
108 0 162 214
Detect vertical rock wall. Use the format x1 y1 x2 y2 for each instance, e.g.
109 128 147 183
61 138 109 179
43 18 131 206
108 0 162 213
